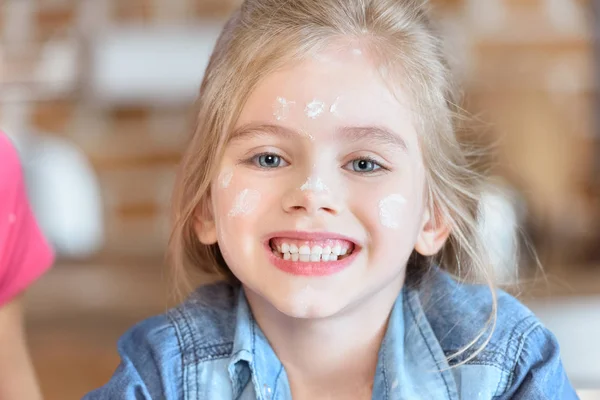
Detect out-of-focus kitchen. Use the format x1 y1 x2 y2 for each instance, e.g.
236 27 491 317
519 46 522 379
0 0 599 398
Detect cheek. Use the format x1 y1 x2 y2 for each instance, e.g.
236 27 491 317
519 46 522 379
211 171 280 249
218 168 234 189
378 194 408 229
352 178 424 258
361 194 416 237
228 188 261 217
369 196 422 264
212 185 262 269
213 185 262 234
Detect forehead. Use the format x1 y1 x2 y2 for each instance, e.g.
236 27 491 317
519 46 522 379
235 46 419 147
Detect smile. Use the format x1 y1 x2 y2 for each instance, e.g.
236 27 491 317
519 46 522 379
265 232 360 276
269 238 355 262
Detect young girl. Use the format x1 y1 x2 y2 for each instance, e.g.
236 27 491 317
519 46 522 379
86 0 576 398
0 132 54 399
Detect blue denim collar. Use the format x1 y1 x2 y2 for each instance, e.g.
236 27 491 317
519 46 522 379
228 285 459 399
228 288 288 399
381 287 459 399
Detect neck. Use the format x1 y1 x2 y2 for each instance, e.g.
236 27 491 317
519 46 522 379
245 274 404 398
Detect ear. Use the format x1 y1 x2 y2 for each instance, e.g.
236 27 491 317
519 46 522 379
414 205 451 256
193 197 218 245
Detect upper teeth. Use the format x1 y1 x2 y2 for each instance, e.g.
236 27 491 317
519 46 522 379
274 242 351 262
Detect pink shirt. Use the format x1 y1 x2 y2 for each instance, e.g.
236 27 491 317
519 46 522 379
0 132 54 305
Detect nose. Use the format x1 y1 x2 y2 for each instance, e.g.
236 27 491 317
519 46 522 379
282 177 342 216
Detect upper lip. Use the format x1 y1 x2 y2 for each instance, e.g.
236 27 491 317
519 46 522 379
265 231 361 246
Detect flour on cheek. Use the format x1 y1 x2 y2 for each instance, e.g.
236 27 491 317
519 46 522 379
378 194 407 229
228 189 261 217
219 169 233 189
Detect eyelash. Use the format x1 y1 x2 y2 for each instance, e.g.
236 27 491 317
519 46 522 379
241 152 389 174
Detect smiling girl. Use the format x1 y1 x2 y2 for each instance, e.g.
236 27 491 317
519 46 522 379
86 1 576 398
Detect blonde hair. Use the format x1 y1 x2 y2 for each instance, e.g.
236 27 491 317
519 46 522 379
169 0 497 366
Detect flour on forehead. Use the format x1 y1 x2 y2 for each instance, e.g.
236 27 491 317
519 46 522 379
305 99 326 119
329 96 341 115
273 96 295 121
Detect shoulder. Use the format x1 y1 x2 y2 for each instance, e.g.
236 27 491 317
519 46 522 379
86 281 240 398
0 132 54 305
408 268 540 370
407 268 576 398
169 280 240 359
121 280 239 362
82 313 182 398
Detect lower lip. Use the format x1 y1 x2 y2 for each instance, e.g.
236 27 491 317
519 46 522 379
265 243 358 276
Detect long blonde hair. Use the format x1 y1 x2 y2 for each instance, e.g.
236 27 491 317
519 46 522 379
169 0 497 366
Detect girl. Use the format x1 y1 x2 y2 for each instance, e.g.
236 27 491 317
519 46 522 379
86 0 576 398
0 132 54 399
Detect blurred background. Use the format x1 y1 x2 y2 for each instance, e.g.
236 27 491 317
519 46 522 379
0 0 599 398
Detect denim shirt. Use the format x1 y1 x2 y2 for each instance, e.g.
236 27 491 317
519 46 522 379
84 268 577 399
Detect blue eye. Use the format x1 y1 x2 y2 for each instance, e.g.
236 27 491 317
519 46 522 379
349 159 381 173
255 154 284 168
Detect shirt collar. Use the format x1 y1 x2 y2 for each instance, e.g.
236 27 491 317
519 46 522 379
228 283 459 400
374 286 459 399
228 287 286 399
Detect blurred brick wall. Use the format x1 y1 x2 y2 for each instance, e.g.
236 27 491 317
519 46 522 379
433 0 597 264
0 0 597 263
0 0 238 260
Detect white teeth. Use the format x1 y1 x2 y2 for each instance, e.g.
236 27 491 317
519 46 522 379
310 246 322 255
272 241 352 262
299 245 311 255
332 245 341 256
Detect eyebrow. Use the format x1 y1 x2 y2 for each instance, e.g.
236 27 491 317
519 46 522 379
229 123 409 153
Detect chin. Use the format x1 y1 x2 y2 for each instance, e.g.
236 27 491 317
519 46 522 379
265 284 351 320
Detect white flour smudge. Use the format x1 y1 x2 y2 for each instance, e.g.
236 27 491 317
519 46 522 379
305 99 326 119
219 170 233 189
378 194 407 229
228 189 261 217
300 177 328 192
273 96 295 121
329 96 341 115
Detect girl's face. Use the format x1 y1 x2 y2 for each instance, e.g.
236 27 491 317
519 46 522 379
196 45 448 318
